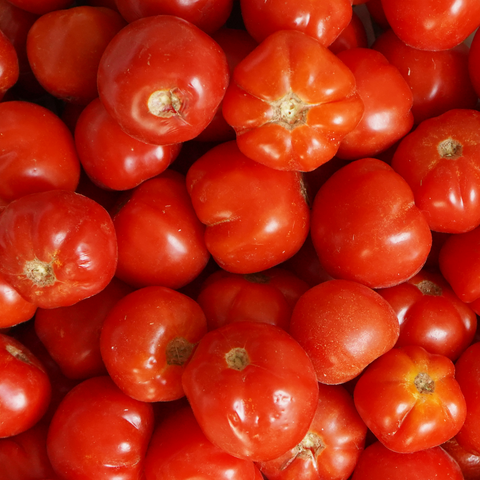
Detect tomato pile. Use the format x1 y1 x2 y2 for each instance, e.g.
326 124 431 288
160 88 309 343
1 0 480 479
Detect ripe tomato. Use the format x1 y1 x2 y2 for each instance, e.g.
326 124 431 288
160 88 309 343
97 15 229 145
0 190 118 309
182 321 319 462
186 141 310 273
328 10 368 55
442 437 480 480
469 28 480 97
222 30 364 171
0 30 18 99
353 345 467 453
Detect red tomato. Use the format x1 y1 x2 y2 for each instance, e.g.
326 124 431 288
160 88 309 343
311 158 432 289
0 190 118 309
186 141 310 273
0 101 80 203
111 170 210 289
351 441 464 480
144 407 261 480
0 333 51 438
442 437 480 480
222 30 365 171
5 0 71 16
455 342 480 456
372 29 478 125
469 28 480 97
392 109 480 234
182 321 319 462
335 47 413 160
0 30 18 99
75 98 182 191
289 279 400 384
257 383 367 480
239 0 352 46
100 286 207 402
47 375 154 479
26 6 126 105
380 0 480 51
328 10 368 55
353 345 467 453
97 15 230 145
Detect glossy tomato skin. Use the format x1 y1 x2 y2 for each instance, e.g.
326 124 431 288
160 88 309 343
380 0 480 51
328 10 368 55
469 28 480 98
186 141 310 273
351 441 464 480
289 279 400 384
0 190 118 309
222 30 365 171
372 29 478 125
144 406 261 480
455 342 480 456
336 47 414 160
97 15 229 145
257 383 367 480
353 345 467 453
47 375 154 480
311 158 432 289
0 101 80 203
100 286 208 402
182 321 319 462
0 333 51 438
26 6 126 105
0 30 18 99
75 98 182 191
239 0 352 46
442 437 480 480
392 109 480 234
111 170 210 289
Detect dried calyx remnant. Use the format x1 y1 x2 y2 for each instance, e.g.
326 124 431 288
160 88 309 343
6 344 32 365
271 91 309 130
24 259 56 287
414 371 435 394
416 279 442 296
166 337 194 366
438 138 463 159
280 432 326 470
148 88 182 118
225 347 250 371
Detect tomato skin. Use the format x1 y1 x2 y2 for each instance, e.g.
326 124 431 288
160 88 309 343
47 375 154 480
0 101 80 203
182 321 319 462
336 47 414 160
5 0 71 16
222 30 365 172
391 109 480 234
311 158 432 289
0 190 118 309
112 170 210 290
469 28 480 98
351 441 464 480
328 10 368 55
289 279 400 385
144 406 261 480
353 345 467 453
0 333 51 438
442 437 480 480
74 98 182 191
186 141 310 273
97 15 230 145
0 30 18 99
100 286 208 402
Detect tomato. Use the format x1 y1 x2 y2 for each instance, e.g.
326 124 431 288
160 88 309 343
328 10 368 55
372 29 478 125
186 141 310 273
289 279 400 384
257 383 367 480
47 375 154 479
391 109 480 234
0 30 18 100
380 0 480 51
0 333 51 438
0 101 80 203
469 28 480 98
111 170 210 289
5 0 71 15
311 158 432 289
454 342 480 456
335 47 414 160
26 6 126 105
74 98 182 191
351 441 464 480
97 15 230 145
0 190 118 309
353 345 467 453
222 30 365 171
442 437 480 480
239 0 353 46
182 321 319 462
144 406 261 480
100 286 207 402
